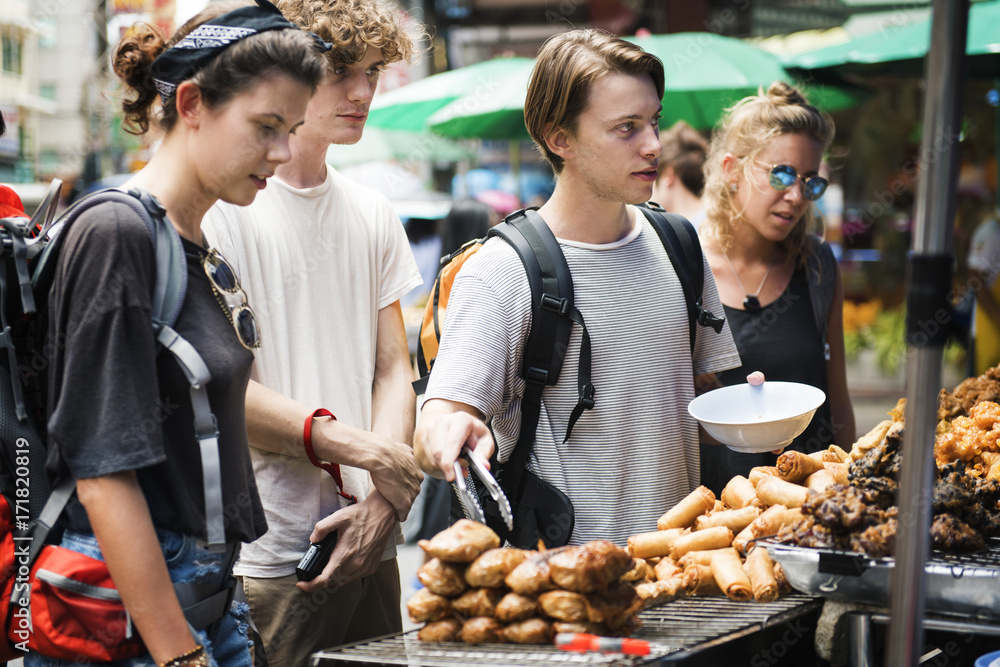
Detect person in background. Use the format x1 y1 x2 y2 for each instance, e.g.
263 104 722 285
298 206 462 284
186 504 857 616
201 0 423 664
31 3 326 667
439 198 499 257
697 81 856 494
0 113 29 219
412 29 743 547
967 206 1000 375
650 120 709 227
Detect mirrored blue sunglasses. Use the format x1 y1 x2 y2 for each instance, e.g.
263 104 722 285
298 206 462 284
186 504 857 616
763 163 829 201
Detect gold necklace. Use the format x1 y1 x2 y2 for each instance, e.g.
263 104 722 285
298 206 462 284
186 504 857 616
723 251 774 312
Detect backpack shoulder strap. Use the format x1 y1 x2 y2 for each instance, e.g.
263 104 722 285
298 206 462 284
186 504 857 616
487 209 595 498
638 203 725 351
805 235 837 361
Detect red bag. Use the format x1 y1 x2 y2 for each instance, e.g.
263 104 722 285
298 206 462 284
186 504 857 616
0 494 146 662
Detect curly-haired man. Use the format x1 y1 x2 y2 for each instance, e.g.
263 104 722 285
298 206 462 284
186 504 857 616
202 1 423 664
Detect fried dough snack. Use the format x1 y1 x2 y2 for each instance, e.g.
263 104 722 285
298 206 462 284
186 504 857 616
503 618 553 645
418 618 462 642
823 462 850 485
669 526 733 559
465 548 531 588
694 506 761 533
804 468 837 493
494 592 538 623
460 617 505 645
710 548 753 602
627 528 686 559
620 558 649 582
538 590 589 622
418 519 500 563
721 475 760 509
777 451 826 483
653 557 682 581
743 546 779 603
851 419 893 461
452 587 504 618
549 540 632 594
935 400 1000 466
417 558 467 597
407 588 453 623
755 476 810 508
657 486 715 529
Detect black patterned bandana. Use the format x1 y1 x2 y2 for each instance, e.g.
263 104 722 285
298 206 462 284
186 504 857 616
150 0 330 103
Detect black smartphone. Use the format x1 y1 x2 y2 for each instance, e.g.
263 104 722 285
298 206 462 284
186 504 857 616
295 531 338 582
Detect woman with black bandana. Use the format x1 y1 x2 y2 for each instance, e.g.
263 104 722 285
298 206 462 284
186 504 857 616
30 3 325 667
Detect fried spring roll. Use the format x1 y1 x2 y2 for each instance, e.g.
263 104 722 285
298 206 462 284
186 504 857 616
694 506 762 533
755 475 809 508
823 461 850 485
627 528 687 559
710 548 753 602
721 475 760 509
744 546 779 602
823 445 850 463
776 450 826 483
750 507 803 538
620 558 649 582
682 564 722 596
657 486 716 530
677 548 735 569
669 525 733 559
774 562 793 595
748 466 780 487
634 578 682 607
653 557 682 581
804 468 836 493
744 504 787 542
732 524 755 556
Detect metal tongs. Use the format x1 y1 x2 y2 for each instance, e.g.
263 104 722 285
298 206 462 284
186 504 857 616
452 447 514 532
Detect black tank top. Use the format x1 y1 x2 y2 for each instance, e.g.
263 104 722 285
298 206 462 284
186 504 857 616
700 264 833 495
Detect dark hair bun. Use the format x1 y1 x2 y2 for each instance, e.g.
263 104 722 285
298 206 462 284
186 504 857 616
113 23 167 134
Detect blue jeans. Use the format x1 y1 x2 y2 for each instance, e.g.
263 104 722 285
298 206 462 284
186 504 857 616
24 530 252 667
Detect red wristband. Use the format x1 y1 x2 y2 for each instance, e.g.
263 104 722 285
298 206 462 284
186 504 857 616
304 409 357 505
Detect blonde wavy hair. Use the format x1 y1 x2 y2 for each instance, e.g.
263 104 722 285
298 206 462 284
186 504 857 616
702 81 835 267
277 0 418 68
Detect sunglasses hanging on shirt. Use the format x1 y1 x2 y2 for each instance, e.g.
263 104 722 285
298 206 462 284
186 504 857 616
202 248 261 350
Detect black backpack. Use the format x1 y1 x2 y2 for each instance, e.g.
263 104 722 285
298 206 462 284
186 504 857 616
416 202 726 548
0 183 230 656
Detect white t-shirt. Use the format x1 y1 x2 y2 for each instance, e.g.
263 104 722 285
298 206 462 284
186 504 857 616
203 168 422 577
424 208 741 545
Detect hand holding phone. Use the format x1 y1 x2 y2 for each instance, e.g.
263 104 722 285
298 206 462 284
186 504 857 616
295 531 338 582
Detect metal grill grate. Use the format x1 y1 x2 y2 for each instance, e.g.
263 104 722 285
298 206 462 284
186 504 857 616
310 594 820 667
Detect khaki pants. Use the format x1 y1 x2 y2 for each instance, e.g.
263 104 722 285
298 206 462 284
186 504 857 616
241 558 401 667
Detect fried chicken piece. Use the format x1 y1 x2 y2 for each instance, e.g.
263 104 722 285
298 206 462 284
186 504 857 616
407 588 453 623
465 548 531 588
847 517 897 557
584 581 642 631
801 484 867 531
935 401 1000 466
548 540 632 594
503 618 553 645
418 618 462 642
418 519 501 563
417 558 467 597
777 516 851 550
504 547 566 595
494 592 538 623
537 590 588 622
931 513 985 552
938 366 1000 422
452 587 504 618
460 617 505 645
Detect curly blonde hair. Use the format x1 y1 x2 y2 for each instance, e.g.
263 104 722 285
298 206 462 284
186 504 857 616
702 81 835 267
277 0 417 68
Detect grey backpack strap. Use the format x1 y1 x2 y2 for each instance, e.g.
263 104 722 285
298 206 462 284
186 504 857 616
806 236 837 362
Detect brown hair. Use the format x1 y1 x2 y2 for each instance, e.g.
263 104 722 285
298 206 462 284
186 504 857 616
657 120 709 196
277 0 416 69
525 29 664 174
113 1 326 134
702 81 835 266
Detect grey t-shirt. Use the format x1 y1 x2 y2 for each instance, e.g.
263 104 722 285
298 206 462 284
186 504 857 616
425 210 741 545
45 200 266 544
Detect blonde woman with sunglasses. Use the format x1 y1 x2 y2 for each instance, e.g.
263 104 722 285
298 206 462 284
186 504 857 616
697 81 856 495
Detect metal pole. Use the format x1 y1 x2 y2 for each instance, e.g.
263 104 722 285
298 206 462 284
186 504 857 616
887 0 968 665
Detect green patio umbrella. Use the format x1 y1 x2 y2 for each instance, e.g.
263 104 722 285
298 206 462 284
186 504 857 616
785 0 1000 77
425 59 536 140
325 126 474 168
367 57 536 133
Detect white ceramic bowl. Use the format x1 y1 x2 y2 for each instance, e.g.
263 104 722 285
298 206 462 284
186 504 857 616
688 381 827 453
